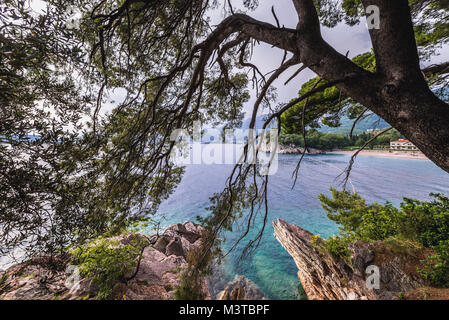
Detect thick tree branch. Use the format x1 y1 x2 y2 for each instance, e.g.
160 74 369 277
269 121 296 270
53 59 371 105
422 61 449 78
362 0 423 81
221 14 299 52
292 0 320 34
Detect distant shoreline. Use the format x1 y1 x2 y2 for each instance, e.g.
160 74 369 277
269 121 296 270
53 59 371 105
327 149 430 161
254 144 430 161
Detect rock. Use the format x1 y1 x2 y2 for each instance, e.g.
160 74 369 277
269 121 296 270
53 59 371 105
217 289 229 300
273 219 431 300
349 241 375 277
165 238 185 258
164 223 201 244
0 222 209 300
153 236 170 254
217 275 266 300
230 287 245 300
0 255 70 300
184 222 203 234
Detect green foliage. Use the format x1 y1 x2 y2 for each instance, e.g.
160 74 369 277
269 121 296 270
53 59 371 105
324 236 352 261
315 0 449 59
280 52 376 136
173 271 206 300
0 0 98 258
399 194 449 247
419 240 449 287
1 1 187 259
410 0 449 59
311 234 351 261
319 188 400 241
70 234 147 299
0 273 9 296
279 130 352 150
279 128 402 151
319 188 449 287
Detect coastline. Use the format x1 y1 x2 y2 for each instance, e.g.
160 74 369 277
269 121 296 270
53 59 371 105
327 149 430 161
263 144 429 161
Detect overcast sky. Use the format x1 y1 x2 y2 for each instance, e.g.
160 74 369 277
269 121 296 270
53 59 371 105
31 0 449 120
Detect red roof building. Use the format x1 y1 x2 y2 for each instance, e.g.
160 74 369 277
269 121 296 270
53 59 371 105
390 139 419 151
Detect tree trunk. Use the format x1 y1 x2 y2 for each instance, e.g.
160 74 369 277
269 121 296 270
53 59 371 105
189 1 449 173
369 84 449 172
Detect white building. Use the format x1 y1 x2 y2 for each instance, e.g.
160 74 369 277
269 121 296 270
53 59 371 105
390 139 419 151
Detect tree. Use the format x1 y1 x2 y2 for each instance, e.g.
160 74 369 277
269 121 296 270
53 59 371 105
2 0 449 268
318 188 449 287
0 0 183 260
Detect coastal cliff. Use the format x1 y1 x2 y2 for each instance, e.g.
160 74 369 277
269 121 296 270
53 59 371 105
0 222 209 300
273 219 441 300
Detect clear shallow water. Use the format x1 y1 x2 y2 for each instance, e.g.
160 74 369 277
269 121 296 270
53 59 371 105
153 154 449 299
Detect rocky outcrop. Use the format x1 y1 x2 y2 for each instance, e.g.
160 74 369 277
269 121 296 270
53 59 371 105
217 275 266 300
273 219 430 300
0 255 73 300
0 222 209 300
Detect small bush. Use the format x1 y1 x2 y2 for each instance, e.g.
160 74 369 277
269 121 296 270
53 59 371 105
173 271 206 300
319 189 449 287
419 240 449 288
296 284 308 300
310 234 351 262
0 273 9 295
70 235 147 299
324 236 352 261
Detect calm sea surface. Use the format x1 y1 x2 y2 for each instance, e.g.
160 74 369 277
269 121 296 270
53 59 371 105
154 153 449 299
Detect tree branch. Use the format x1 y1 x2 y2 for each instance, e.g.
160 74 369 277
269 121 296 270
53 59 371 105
362 0 423 80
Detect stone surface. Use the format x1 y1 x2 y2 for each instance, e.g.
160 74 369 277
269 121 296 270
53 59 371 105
0 222 209 300
273 218 430 300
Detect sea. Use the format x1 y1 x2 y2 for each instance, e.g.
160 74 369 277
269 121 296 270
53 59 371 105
153 151 449 299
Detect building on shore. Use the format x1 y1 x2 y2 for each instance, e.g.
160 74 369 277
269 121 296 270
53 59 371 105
390 139 419 151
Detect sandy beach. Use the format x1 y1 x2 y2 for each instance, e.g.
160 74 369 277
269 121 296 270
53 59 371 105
328 150 429 160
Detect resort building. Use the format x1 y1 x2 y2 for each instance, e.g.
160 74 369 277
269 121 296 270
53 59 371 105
390 139 419 151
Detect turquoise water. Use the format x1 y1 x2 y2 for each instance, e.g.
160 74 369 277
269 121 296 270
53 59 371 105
154 154 449 299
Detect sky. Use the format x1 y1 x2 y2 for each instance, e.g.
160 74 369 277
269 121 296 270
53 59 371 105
29 0 449 120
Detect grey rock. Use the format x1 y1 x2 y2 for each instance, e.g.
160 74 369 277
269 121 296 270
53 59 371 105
217 275 267 300
273 219 427 300
165 237 185 258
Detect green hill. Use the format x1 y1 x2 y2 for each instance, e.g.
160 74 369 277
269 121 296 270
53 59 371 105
317 114 390 134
